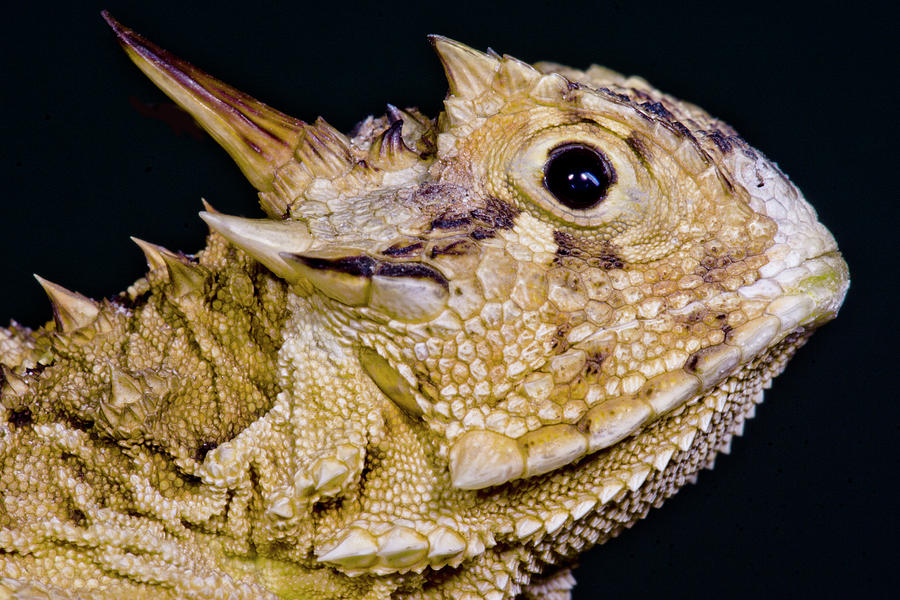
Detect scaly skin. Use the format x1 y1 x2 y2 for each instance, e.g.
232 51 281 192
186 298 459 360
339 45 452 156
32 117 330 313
0 13 848 600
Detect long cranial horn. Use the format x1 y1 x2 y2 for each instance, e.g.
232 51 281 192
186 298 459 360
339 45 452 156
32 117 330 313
103 12 304 192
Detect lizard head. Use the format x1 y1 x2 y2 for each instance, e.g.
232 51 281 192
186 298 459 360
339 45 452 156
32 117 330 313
108 17 848 493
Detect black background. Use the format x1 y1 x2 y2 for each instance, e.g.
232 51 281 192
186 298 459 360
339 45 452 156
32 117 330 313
1 1 896 598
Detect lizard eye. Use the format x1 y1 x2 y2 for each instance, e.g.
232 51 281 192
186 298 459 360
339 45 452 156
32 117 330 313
543 143 615 210
506 121 647 229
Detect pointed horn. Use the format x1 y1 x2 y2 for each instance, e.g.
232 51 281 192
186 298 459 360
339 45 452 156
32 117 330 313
428 35 499 99
385 105 434 154
130 237 168 272
199 211 313 281
102 12 304 192
34 275 100 333
368 120 418 168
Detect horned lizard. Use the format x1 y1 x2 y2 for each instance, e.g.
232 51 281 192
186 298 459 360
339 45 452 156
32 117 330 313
0 12 849 600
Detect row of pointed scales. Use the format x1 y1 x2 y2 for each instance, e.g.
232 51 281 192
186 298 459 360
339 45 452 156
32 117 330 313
0 229 289 510
266 108 435 219
301 363 767 586
302 364 764 599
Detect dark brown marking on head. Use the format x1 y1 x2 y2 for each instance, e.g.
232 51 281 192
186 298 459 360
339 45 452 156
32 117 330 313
430 196 520 238
382 242 424 257
782 330 808 346
430 238 477 258
376 262 449 289
554 231 582 258
472 197 520 230
698 254 737 283
562 80 583 102
598 87 634 104
575 416 590 435
430 214 473 230
670 121 695 140
681 308 707 325
584 351 607 376
625 132 652 163
630 88 654 102
382 120 406 149
9 407 32 428
551 324 571 352
290 254 377 278
640 101 698 142
554 231 624 270
641 101 675 121
720 173 736 194
705 130 733 153
592 251 625 271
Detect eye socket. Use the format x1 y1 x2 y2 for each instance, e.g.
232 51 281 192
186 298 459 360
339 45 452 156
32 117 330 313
543 144 615 210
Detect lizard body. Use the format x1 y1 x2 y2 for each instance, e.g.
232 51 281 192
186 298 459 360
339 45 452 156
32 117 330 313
0 14 848 600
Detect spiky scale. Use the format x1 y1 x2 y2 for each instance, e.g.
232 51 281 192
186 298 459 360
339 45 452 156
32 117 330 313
318 528 379 568
131 237 168 272
369 120 419 168
429 35 499 99
33 275 100 333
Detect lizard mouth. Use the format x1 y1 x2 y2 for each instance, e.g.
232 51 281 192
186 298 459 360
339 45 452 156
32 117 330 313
448 250 849 490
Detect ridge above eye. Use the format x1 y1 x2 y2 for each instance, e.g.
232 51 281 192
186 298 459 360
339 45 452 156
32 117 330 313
542 143 616 210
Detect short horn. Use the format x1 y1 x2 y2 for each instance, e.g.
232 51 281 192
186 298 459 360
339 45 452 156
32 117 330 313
428 35 499 99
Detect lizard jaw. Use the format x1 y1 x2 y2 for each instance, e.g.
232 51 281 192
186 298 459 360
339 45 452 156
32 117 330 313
449 250 849 490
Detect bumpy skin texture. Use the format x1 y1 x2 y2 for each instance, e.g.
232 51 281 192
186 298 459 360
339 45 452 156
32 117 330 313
0 15 848 600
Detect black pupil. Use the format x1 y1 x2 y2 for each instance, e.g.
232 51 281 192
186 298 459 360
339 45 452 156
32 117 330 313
543 144 614 210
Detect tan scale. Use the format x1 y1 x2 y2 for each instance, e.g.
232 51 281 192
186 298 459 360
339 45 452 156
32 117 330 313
0 13 848 600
